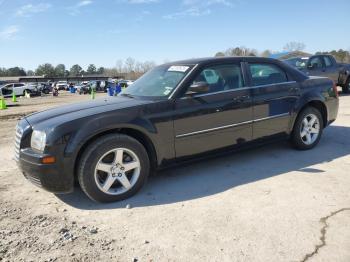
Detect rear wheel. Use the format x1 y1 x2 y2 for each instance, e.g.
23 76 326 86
291 107 323 150
78 134 150 202
342 78 350 94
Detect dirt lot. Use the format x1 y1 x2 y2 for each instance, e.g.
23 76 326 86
0 92 349 262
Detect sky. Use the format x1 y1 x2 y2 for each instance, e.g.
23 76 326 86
0 0 349 70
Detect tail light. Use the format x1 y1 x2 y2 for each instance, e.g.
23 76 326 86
332 81 338 98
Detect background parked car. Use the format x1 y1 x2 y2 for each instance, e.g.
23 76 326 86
37 83 52 94
77 80 108 94
118 80 134 89
56 81 68 91
284 54 350 93
0 82 38 97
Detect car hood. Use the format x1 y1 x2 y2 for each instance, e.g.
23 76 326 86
25 96 151 128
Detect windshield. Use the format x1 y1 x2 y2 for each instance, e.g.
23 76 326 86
284 58 309 69
120 64 193 97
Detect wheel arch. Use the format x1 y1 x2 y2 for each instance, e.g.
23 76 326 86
73 127 158 183
292 99 328 131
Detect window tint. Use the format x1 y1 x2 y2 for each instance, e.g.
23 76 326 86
190 64 244 94
324 56 333 67
249 63 288 86
309 57 323 69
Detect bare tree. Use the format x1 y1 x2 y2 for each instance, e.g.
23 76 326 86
283 42 306 52
115 60 124 73
140 61 156 73
214 52 225 57
124 57 136 73
224 46 257 57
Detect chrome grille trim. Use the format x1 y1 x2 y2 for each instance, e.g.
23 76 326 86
14 125 23 161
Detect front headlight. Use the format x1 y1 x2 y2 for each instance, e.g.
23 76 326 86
31 130 46 152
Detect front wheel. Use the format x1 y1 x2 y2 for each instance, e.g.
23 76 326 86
291 107 323 150
78 134 150 202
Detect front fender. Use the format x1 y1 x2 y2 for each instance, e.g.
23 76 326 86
64 116 157 159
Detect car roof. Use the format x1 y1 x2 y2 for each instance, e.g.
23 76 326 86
166 56 281 66
166 56 308 82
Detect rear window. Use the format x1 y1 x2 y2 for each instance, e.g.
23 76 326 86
249 63 288 86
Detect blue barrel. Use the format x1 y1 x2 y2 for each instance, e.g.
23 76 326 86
107 87 115 96
115 83 122 94
70 87 76 93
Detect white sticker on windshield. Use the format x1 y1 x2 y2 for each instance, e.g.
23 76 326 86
168 66 189 72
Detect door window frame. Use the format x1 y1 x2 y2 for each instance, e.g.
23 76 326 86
245 62 294 87
179 62 249 98
323 56 333 68
307 56 325 70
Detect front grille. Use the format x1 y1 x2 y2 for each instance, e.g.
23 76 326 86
14 125 23 162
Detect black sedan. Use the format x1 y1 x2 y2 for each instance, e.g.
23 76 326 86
15 57 339 202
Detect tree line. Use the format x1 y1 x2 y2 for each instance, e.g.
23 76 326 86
0 57 156 79
215 41 350 63
2 43 350 78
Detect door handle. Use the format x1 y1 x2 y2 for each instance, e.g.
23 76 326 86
289 87 300 92
233 95 250 102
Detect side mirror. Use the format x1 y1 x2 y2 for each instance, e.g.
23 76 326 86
185 81 209 96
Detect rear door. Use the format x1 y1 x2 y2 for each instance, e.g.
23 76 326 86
247 62 300 139
322 56 339 82
173 62 253 158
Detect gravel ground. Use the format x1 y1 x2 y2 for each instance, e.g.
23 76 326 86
0 91 349 262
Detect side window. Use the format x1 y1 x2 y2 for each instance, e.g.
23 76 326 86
249 63 288 86
309 57 323 69
190 64 244 94
14 83 24 87
324 56 333 67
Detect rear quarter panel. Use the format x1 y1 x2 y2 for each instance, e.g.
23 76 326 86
290 77 338 130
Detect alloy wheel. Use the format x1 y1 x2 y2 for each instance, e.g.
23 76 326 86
94 148 141 195
300 113 320 145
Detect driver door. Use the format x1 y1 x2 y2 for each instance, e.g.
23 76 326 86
173 63 253 158
307 56 325 76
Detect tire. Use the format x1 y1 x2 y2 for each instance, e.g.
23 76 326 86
342 78 350 94
291 107 324 150
78 134 150 202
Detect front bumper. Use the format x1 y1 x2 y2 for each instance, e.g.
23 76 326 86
15 119 74 194
17 148 73 193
